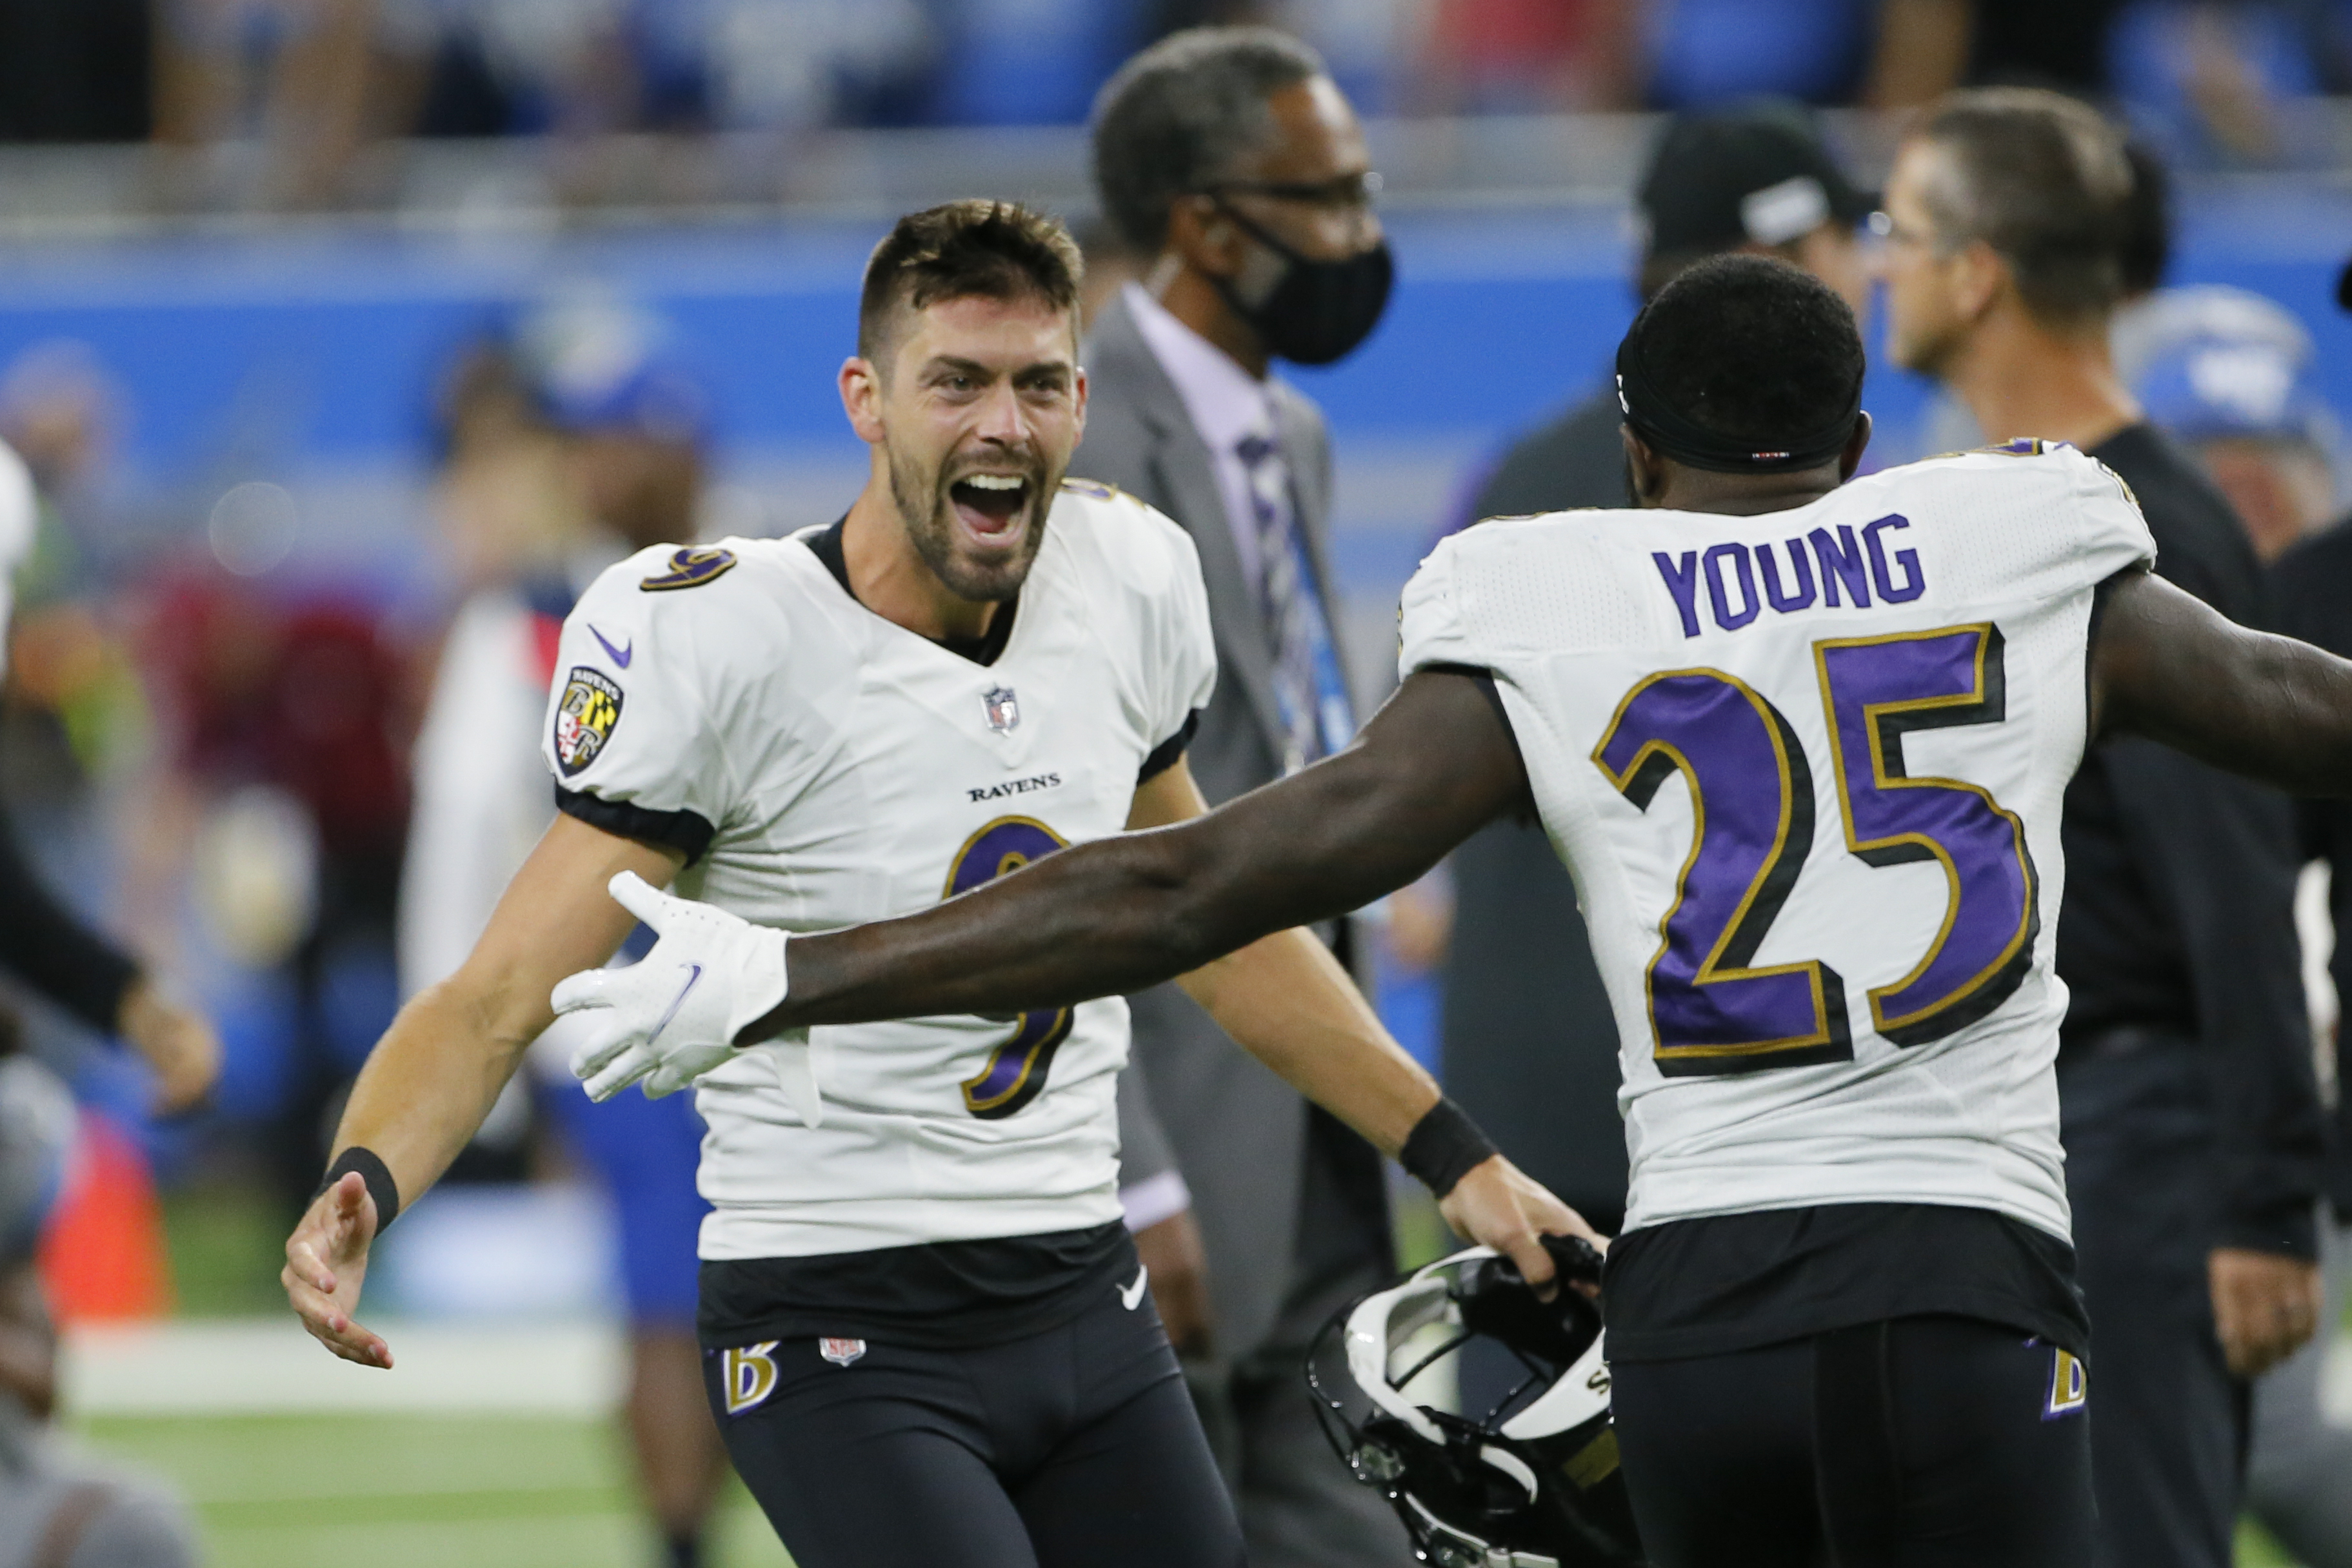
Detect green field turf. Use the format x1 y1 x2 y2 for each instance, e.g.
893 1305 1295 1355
67 1410 2312 1567
73 1414 793 1568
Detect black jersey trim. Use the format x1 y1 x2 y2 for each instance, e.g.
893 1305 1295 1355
801 515 1019 668
697 1221 1135 1351
1421 662 1538 825
1137 711 1200 784
555 785 717 866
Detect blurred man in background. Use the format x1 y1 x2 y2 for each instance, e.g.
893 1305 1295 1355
1080 26 1407 1566
1880 85 2325 1568
2247 263 2352 1568
0 422 217 1116
1440 99 1873 1413
2118 284 2338 565
0 1005 197 1568
399 303 725 1568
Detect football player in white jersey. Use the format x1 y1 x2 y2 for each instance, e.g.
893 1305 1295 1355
280 200 1581 1568
573 253 2352 1567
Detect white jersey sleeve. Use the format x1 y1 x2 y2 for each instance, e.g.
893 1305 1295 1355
541 546 745 849
1059 479 1217 753
2057 442 2160 583
1141 500 1217 746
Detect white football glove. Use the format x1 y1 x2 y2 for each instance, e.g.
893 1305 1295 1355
553 872 804 1106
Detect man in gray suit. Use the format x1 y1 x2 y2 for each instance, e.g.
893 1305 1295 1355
1079 27 1409 1568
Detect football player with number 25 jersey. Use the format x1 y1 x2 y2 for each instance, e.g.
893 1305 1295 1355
582 254 2352 1567
281 201 1583 1568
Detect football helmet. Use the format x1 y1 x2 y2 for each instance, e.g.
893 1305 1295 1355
1308 1236 1643 1568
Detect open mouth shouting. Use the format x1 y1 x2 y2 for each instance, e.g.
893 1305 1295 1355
948 470 1037 550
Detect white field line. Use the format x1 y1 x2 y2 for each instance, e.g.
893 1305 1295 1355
61 1318 626 1417
58 1318 2352 1425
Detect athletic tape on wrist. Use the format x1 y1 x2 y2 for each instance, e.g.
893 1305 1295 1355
318 1146 401 1232
1399 1097 1499 1200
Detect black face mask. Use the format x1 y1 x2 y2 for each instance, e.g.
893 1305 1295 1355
1210 204 1395 367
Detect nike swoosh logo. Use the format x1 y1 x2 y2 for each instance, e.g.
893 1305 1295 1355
1119 1264 1149 1311
648 963 702 1045
590 624 633 668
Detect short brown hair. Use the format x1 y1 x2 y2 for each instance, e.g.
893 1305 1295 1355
857 200 1084 364
1914 88 2133 325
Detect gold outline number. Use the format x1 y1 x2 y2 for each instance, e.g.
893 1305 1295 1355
1593 669 1849 1071
1812 626 2038 1045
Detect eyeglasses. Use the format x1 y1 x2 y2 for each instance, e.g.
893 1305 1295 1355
1202 170 1383 212
1869 210 1942 252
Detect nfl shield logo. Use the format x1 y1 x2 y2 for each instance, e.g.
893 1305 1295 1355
819 1336 867 1367
982 686 1020 734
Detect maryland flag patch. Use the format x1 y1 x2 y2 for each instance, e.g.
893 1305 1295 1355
639 546 738 591
554 666 623 776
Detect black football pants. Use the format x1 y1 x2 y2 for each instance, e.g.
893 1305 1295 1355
1610 1315 2095 1568
704 1284 1244 1568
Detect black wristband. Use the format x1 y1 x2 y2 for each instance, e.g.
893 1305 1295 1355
318 1147 401 1233
1399 1096 1499 1199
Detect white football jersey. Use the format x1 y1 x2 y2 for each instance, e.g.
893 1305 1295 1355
1400 443 2157 1242
543 481 1216 1260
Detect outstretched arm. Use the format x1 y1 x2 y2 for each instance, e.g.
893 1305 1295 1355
764 668 1530 1033
1119 751 1598 1271
2093 566 2352 793
283 814 678 1366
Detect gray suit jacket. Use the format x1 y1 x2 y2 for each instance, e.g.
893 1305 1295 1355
1084 295 1387 1362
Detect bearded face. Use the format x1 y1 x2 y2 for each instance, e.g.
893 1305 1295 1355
869 292 1084 605
884 424 1061 602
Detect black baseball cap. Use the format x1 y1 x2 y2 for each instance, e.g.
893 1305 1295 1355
1639 101 1875 256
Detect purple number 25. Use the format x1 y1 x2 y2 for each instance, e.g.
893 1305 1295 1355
1593 624 2035 1077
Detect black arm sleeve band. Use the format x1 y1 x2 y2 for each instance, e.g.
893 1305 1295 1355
0 800 141 1033
1399 1096 1500 1199
1136 711 1201 785
319 1146 401 1231
555 786 717 866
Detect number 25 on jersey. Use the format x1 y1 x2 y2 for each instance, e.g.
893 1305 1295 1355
1594 624 2037 1077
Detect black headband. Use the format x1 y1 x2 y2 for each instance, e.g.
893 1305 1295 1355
1614 327 1862 475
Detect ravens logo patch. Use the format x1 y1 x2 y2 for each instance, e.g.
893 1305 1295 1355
554 666 623 775
639 546 737 591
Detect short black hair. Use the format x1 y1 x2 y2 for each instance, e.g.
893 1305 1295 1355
1091 26 1327 253
858 200 1084 364
1916 88 2133 324
1628 254 1865 457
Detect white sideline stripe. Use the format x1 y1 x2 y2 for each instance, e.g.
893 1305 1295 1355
56 1320 2352 1422
61 1318 626 1416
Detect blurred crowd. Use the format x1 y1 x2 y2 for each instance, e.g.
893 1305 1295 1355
8 2 2352 179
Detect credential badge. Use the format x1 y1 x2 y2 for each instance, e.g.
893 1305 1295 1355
982 685 1020 735
819 1336 867 1367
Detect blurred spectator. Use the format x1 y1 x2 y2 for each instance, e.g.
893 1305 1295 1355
2119 284 2339 561
1645 0 1880 107
1864 0 2122 105
0 415 221 1122
132 561 415 1218
1407 0 1641 114
1084 25 1407 1565
401 302 726 1568
0 1007 197 1567
2259 330 2352 1563
2108 1 2333 166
